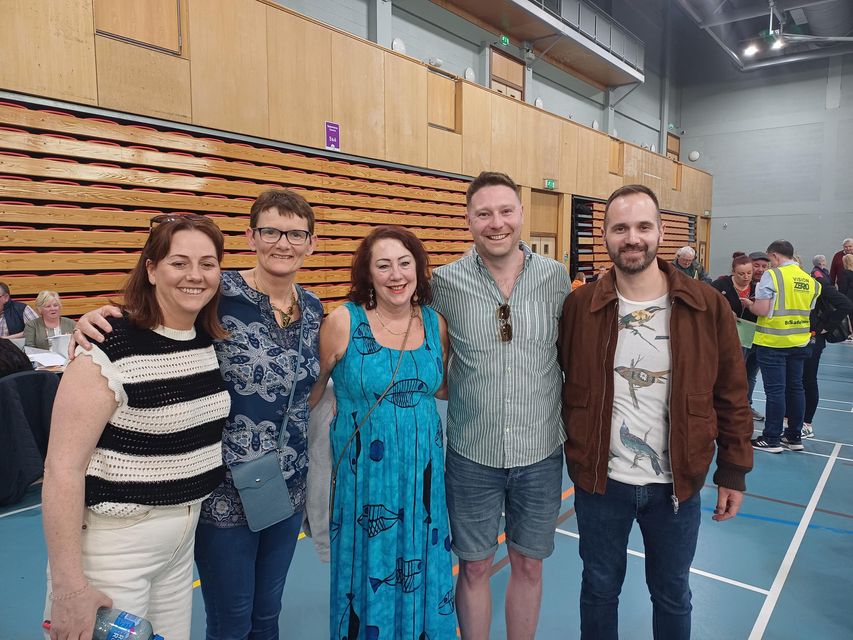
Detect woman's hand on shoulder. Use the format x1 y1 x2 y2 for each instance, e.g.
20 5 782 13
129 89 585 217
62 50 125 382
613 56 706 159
68 305 122 358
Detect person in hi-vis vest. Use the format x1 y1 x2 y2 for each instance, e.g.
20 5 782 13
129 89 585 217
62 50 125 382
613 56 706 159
741 240 821 453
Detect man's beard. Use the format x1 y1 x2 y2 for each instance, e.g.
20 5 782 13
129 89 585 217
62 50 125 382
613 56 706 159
607 241 658 275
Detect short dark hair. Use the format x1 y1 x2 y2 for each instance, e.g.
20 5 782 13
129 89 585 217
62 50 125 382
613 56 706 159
249 189 315 233
122 215 227 339
466 171 520 207
348 226 433 309
766 240 794 259
604 184 661 227
0 282 10 297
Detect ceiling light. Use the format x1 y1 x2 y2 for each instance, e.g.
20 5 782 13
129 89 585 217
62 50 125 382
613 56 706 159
743 44 759 57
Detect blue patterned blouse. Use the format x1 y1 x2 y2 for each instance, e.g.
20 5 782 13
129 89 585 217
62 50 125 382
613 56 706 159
199 271 322 528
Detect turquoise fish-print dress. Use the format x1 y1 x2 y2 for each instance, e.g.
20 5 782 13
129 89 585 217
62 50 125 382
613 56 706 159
330 302 455 640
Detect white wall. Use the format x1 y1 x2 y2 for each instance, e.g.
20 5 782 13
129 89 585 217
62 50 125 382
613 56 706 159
678 31 853 277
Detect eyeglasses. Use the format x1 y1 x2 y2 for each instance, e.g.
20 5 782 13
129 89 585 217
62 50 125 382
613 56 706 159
497 303 512 342
149 213 214 227
252 227 311 245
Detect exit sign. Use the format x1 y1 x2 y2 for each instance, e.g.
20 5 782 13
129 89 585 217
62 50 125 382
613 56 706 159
543 178 557 190
500 35 510 46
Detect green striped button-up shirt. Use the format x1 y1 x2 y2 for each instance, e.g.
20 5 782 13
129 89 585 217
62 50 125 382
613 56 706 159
431 244 571 468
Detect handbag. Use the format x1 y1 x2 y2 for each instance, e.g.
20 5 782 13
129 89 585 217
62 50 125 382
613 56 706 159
231 308 305 532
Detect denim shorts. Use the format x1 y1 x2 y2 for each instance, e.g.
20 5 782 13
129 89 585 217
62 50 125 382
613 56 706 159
445 446 563 561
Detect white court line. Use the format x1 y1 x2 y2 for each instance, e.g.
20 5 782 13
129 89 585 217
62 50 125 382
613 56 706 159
753 394 852 406
752 429 853 449
0 503 41 519
801 450 853 463
554 528 769 596
818 363 853 369
748 442 842 640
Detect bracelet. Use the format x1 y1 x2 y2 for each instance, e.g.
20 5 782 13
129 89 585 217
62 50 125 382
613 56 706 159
49 583 89 601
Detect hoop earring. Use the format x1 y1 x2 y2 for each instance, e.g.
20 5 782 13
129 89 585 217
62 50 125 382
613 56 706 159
369 288 375 308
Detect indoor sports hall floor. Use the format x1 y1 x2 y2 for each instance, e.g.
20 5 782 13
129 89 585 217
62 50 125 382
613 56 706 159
2 342 852 639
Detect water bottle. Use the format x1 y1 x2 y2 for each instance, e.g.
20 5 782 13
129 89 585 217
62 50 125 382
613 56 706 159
93 607 164 640
43 607 165 639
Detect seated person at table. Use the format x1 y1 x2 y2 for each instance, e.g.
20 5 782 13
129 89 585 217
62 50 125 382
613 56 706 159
0 282 38 339
24 291 76 350
0 337 33 378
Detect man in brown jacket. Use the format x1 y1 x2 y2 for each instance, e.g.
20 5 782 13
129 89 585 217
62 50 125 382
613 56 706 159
557 184 753 640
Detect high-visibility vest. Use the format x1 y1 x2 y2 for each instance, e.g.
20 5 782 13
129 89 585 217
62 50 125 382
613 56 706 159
754 264 821 348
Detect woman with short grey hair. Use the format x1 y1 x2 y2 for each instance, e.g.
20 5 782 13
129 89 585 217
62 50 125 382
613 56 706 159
24 291 75 350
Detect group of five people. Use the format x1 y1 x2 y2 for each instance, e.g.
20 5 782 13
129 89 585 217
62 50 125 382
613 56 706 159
42 173 756 640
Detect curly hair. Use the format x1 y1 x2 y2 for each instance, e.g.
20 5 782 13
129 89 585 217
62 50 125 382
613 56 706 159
348 226 432 309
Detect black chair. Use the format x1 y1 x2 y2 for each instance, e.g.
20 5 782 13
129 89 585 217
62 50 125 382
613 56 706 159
0 370 60 506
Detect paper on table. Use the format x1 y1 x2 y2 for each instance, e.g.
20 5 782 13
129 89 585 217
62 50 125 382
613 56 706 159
28 352 67 368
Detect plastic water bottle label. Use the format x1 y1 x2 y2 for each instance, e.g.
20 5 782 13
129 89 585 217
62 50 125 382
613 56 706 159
106 611 142 640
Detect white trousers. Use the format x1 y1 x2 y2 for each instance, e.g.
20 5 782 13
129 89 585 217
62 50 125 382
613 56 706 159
45 503 201 640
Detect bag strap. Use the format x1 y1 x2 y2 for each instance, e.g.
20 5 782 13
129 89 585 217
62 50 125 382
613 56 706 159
276 286 305 451
328 307 416 520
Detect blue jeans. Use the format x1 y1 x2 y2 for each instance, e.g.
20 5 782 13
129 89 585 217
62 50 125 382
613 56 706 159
574 480 700 640
756 344 811 443
194 512 302 640
743 346 759 405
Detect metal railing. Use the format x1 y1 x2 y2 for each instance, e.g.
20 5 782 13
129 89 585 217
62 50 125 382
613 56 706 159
525 0 645 72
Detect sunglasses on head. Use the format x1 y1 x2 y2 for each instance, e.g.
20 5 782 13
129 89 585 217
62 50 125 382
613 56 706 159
149 213 216 228
497 303 512 342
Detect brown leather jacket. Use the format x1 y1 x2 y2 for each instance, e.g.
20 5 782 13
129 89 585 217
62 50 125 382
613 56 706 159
558 259 753 503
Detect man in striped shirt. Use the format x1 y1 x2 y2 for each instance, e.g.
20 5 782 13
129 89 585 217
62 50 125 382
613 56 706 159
432 171 571 639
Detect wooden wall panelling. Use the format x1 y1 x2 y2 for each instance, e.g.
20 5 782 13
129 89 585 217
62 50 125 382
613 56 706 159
0 105 468 194
0 0 98 105
556 195 571 269
189 0 269 137
520 187 532 244
559 122 579 196
460 82 492 176
517 108 561 189
489 94 519 178
427 72 457 131
575 127 612 199
330 32 385 160
94 0 181 53
529 190 559 236
608 139 624 177
95 36 192 122
384 53 428 168
267 8 332 149
427 127 462 174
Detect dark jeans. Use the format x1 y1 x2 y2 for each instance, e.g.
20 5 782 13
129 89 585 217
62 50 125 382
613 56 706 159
803 335 826 424
574 480 701 640
756 344 811 444
194 512 303 640
743 346 759 405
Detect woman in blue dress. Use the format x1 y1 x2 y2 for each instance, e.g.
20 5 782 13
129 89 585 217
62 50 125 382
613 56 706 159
311 226 456 639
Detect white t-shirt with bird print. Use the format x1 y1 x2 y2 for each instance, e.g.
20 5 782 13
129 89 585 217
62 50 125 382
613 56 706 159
609 291 673 486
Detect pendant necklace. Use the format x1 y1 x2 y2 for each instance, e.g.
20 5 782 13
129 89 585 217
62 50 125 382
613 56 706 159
254 272 296 329
374 306 416 336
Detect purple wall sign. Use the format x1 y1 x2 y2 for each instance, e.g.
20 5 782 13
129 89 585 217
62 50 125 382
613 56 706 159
325 121 340 151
